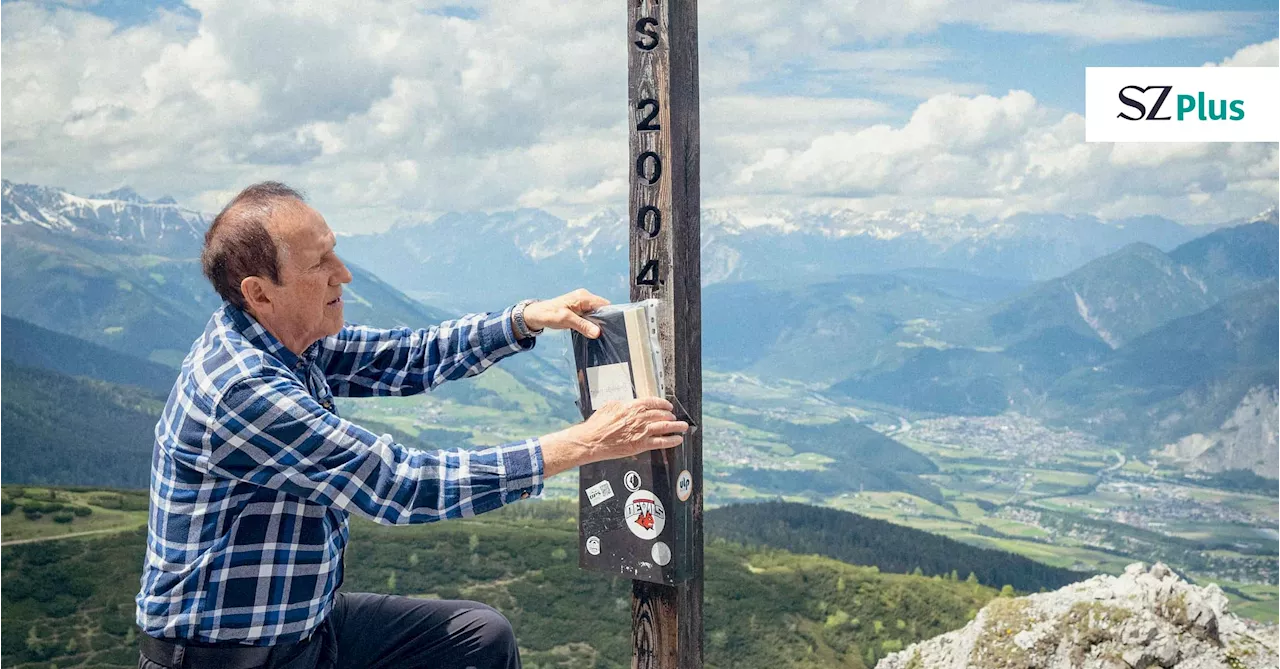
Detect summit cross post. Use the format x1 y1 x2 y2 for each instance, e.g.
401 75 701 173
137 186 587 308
627 0 702 666
574 0 701 664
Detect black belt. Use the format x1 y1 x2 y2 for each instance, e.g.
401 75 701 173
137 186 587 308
139 633 292 669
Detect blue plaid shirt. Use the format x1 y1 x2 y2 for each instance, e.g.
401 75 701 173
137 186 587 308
136 302 545 645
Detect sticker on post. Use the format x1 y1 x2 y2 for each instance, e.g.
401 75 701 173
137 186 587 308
623 490 666 540
586 480 615 507
652 541 671 566
586 536 601 556
676 469 693 502
623 470 642 492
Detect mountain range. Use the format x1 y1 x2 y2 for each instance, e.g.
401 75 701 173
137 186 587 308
2 180 1276 478
830 216 1278 461
333 203 1221 311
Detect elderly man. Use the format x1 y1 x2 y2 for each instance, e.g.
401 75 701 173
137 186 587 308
135 182 687 669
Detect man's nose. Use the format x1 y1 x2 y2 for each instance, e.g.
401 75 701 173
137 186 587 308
334 257 354 285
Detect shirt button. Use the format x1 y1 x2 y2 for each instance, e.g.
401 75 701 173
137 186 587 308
520 492 530 499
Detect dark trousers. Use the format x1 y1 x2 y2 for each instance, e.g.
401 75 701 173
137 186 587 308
139 593 522 669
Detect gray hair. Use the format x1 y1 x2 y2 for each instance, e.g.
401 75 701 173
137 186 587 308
201 181 306 310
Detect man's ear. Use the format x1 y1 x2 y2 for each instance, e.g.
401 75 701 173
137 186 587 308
241 276 273 315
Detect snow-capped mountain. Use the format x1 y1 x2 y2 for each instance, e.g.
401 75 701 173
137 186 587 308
1 179 207 252
0 178 1252 312
0 181 455 364
336 205 1220 310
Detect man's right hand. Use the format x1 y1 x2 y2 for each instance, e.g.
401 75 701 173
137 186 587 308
539 397 689 478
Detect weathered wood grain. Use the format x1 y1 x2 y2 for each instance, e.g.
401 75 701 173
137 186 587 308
628 0 702 665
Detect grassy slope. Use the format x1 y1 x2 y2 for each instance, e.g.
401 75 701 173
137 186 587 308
1 492 995 669
706 501 1085 592
1 315 179 396
0 362 164 489
1 488 149 544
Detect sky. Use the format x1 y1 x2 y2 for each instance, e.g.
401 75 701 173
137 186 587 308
1 0 1277 233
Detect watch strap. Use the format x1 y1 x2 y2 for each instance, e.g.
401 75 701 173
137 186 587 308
513 299 543 338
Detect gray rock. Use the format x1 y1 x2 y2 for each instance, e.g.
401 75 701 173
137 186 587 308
1186 600 1220 639
1150 636 1179 667
877 563 1277 669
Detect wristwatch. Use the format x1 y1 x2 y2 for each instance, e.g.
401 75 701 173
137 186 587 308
513 299 544 339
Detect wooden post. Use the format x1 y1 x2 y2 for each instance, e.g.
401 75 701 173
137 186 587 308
627 0 701 666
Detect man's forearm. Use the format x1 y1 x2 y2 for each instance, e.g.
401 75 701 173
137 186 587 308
532 398 684 480
320 308 532 397
538 426 595 478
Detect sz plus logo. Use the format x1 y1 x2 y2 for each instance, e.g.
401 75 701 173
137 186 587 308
1086 67 1278 142
1116 86 1244 122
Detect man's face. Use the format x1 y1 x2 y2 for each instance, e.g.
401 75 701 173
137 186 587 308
256 202 353 351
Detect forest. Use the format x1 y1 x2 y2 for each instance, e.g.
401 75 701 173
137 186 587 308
2 490 997 669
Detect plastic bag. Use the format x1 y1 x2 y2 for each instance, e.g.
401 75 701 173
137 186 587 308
570 299 663 417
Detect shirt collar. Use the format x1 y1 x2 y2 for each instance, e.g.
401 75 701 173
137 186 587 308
221 302 321 370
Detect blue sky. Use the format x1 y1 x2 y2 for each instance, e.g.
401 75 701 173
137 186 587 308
737 0 1277 116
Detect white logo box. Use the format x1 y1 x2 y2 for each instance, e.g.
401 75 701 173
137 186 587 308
1085 67 1279 142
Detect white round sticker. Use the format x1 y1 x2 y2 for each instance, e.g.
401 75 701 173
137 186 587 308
586 536 601 556
623 470 642 492
676 469 693 502
652 541 671 566
623 489 666 540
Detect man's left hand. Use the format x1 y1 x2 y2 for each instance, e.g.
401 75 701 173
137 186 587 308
522 289 611 338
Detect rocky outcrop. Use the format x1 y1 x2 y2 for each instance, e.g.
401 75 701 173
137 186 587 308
1161 385 1279 479
878 563 1277 669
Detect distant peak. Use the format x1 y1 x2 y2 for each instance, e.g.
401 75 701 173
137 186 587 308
91 186 148 203
1107 240 1168 260
1251 206 1278 225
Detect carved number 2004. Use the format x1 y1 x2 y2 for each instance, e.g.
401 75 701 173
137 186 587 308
634 16 662 290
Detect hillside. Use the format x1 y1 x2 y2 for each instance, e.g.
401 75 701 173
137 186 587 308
0 362 163 489
986 242 1219 349
1161 386 1279 479
1168 218 1280 297
831 222 1279 450
830 347 1021 416
0 493 996 669
702 273 987 384
1048 282 1279 454
707 502 1085 592
1 316 178 395
716 414 945 504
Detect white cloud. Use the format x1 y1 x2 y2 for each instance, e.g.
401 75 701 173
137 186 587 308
0 1 1273 232
1 0 629 229
726 90 1278 225
1207 38 1279 67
